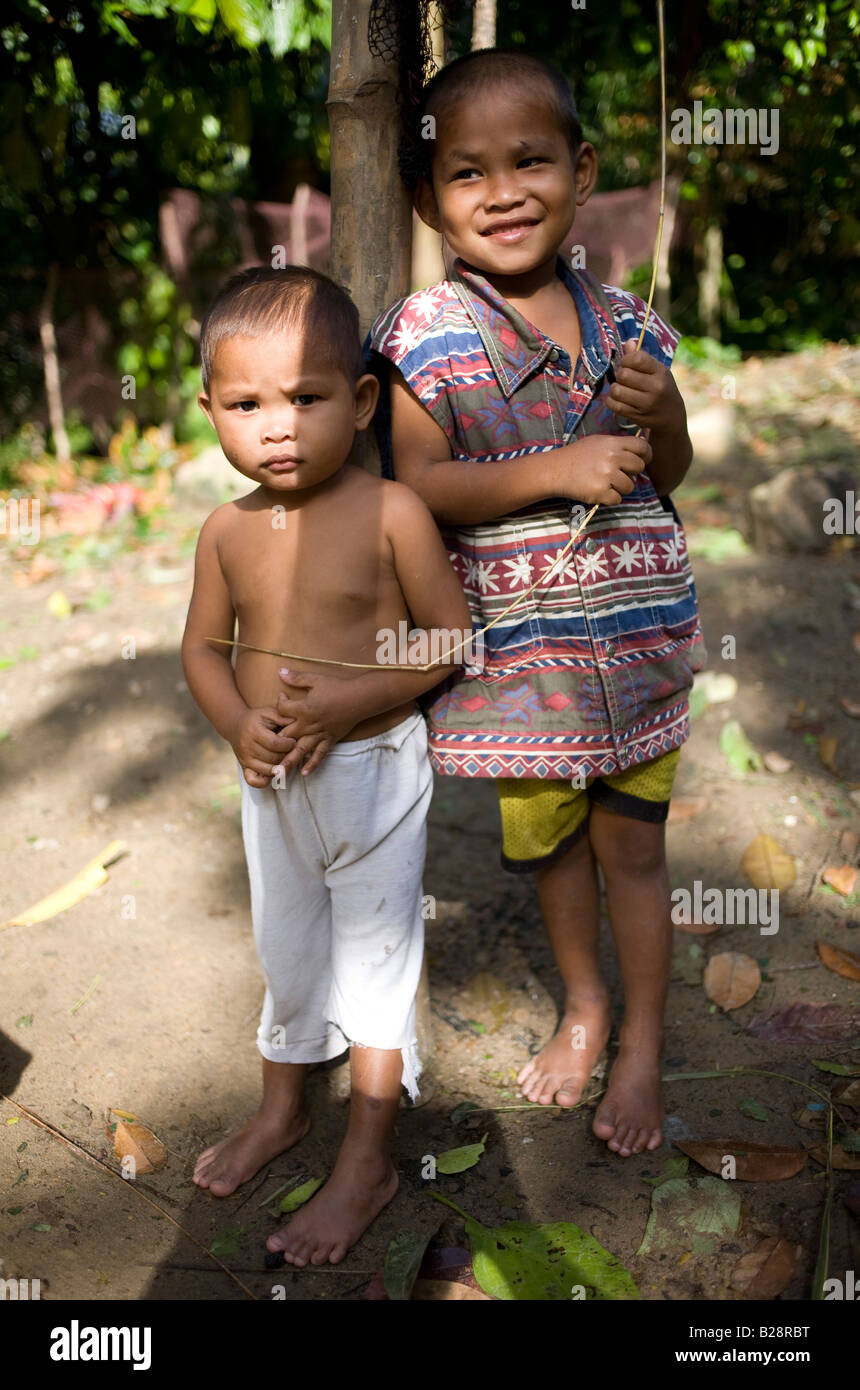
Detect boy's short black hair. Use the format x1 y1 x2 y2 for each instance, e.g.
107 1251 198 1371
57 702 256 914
199 265 366 394
399 47 584 194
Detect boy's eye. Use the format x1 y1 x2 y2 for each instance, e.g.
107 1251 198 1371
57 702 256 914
294 394 319 406
233 400 257 412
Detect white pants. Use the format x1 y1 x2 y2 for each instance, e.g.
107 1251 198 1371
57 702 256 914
237 710 431 1101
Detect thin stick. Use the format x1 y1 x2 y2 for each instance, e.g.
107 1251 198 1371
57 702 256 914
69 973 102 1015
1 1094 258 1301
812 1104 833 1301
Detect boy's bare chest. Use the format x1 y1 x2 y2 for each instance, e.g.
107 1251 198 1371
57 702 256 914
221 513 394 623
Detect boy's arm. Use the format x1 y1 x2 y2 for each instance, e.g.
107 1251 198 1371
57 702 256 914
606 341 693 496
274 484 473 774
181 511 297 780
389 364 651 524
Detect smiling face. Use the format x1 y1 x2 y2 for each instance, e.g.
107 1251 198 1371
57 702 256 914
198 332 379 501
416 82 597 285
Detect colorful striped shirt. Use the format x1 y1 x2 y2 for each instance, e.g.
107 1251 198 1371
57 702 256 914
365 253 707 779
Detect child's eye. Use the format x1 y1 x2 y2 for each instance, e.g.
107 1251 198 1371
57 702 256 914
293 394 319 406
519 156 547 167
233 400 257 412
451 167 480 181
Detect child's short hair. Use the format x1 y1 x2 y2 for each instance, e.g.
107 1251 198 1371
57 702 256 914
399 47 584 194
199 265 366 394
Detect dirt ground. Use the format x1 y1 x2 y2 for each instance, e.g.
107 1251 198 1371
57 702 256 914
1 346 859 1302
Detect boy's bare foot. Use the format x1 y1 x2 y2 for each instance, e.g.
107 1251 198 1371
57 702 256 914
517 994 610 1106
592 1041 663 1156
193 1108 310 1197
266 1149 398 1266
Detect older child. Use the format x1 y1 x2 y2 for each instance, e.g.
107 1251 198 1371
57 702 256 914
182 266 471 1264
364 49 707 1158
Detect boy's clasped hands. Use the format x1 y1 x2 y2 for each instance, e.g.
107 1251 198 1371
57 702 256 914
231 668 358 787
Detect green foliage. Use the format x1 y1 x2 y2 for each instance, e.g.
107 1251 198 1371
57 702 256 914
0 0 333 439
474 0 860 350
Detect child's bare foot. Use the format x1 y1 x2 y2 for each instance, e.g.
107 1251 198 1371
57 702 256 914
193 1107 310 1197
266 1149 398 1266
592 1039 663 1156
517 994 610 1106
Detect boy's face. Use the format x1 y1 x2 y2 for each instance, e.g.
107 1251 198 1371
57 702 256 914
416 84 597 278
198 332 378 497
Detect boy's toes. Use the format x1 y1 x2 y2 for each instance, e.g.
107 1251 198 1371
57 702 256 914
630 1128 650 1154
555 1082 581 1108
646 1128 662 1151
592 1103 618 1141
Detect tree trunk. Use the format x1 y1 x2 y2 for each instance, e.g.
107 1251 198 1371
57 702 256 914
698 221 723 340
471 0 496 48
39 262 71 467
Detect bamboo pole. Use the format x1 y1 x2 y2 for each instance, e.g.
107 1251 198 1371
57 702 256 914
411 4 446 290
471 0 496 48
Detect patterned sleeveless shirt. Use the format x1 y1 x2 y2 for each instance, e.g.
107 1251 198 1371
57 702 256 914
365 253 707 779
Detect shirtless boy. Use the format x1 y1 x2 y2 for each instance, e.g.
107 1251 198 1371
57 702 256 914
181 265 471 1265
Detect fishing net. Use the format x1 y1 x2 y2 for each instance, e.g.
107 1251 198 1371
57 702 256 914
368 0 475 190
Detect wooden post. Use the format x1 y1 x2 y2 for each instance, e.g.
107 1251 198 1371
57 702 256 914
327 1 435 1089
327 0 412 473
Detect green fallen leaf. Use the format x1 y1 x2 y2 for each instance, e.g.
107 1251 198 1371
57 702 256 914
432 1194 638 1300
383 1227 438 1301
7 1206 24 1215
209 1227 243 1257
642 1155 689 1188
450 1101 481 1126
29 1222 51 1233
637 1176 741 1256
720 719 763 775
436 1132 488 1175
739 1098 769 1123
811 1060 858 1076
16 1014 33 1027
688 686 708 721
278 1177 323 1213
837 1131 860 1152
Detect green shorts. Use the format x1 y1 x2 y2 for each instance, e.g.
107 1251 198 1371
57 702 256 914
497 748 681 873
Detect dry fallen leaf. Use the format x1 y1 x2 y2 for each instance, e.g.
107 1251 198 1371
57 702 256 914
810 1143 860 1172
840 696 860 719
822 864 858 897
411 1279 492 1301
676 1140 807 1182
741 834 797 891
747 1002 860 1042
818 735 839 772
1 841 128 930
113 1120 167 1175
730 1236 797 1298
816 940 860 983
667 796 708 823
763 750 793 774
703 952 761 1011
